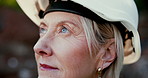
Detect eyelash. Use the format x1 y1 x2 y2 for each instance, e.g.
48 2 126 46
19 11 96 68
39 27 47 35
39 24 71 36
58 25 70 34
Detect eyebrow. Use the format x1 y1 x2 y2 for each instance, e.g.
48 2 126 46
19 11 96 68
59 20 79 26
40 19 81 28
39 19 48 27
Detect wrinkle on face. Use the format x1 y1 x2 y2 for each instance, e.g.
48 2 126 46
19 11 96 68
34 12 97 78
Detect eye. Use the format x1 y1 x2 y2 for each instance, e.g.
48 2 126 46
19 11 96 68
59 26 69 33
39 27 47 34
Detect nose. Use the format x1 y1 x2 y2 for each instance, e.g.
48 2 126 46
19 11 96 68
33 38 53 57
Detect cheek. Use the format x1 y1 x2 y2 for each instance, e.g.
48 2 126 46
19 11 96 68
53 36 94 75
54 36 89 60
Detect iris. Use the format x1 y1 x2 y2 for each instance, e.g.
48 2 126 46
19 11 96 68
61 26 69 33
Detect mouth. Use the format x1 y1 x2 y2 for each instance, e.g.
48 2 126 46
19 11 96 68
40 63 59 71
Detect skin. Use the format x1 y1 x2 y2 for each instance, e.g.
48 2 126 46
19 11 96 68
33 12 116 78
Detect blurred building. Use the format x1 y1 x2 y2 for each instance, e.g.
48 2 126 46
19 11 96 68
0 6 38 78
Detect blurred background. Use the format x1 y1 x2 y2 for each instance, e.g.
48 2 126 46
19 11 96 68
0 0 147 78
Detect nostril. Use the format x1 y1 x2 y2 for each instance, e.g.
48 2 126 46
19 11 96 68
33 43 53 56
39 51 48 56
34 48 53 56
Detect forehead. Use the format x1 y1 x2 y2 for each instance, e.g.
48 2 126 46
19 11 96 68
41 12 81 25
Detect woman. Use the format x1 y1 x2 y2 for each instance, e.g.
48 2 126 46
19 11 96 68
16 0 141 78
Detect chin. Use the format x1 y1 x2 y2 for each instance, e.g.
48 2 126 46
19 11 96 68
37 69 61 78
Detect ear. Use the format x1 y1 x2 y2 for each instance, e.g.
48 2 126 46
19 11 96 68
96 39 116 70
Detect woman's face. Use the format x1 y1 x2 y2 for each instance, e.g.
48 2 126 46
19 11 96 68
34 12 97 78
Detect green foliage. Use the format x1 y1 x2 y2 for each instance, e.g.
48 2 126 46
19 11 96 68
0 0 20 10
135 0 143 11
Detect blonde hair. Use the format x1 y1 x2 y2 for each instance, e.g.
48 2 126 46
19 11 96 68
80 17 124 78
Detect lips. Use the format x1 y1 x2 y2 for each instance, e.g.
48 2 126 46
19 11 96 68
40 63 59 71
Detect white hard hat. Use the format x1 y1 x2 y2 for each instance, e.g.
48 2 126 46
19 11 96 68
16 0 141 64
